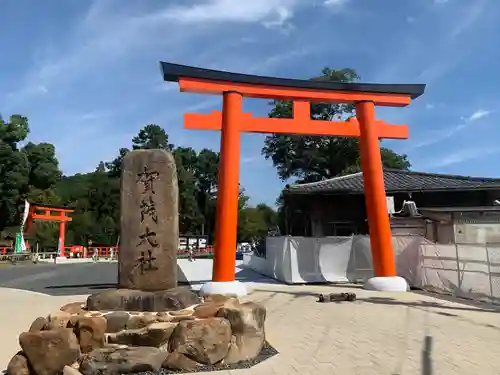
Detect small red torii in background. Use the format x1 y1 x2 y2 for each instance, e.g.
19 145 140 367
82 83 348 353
25 202 73 257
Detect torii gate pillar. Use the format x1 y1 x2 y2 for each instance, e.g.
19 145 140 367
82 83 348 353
161 62 425 295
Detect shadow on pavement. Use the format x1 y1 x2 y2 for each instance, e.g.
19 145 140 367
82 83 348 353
44 283 117 290
358 295 500 314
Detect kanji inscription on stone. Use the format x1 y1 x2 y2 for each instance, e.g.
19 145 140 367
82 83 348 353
139 196 158 224
118 149 179 291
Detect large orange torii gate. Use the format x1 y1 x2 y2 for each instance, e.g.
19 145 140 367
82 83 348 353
25 203 73 258
160 62 425 295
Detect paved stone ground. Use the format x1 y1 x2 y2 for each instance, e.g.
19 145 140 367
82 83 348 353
201 283 500 375
0 288 89 370
2 263 500 374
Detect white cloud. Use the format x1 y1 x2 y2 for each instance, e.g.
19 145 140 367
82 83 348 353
5 0 321 109
407 123 466 150
324 0 349 8
162 0 298 27
408 108 492 150
376 0 487 85
406 16 416 23
242 155 260 164
450 0 487 39
424 146 500 168
425 103 435 110
462 109 491 123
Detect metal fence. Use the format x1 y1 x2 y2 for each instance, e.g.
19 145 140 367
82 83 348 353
418 240 500 304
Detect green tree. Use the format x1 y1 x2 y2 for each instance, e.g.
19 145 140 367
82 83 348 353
173 147 203 234
105 148 129 178
22 142 62 190
132 124 174 150
0 118 279 250
262 67 411 183
255 203 278 230
237 196 277 243
0 114 31 230
194 149 219 238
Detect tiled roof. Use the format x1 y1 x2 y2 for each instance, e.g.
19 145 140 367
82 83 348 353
286 169 500 195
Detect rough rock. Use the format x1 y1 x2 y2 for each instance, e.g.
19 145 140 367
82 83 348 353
193 298 238 319
169 308 193 316
106 322 177 348
63 365 83 375
103 311 131 333
155 312 172 322
86 287 201 312
162 352 201 372
79 346 167 375
73 317 107 353
127 314 158 329
170 316 196 323
19 329 81 375
170 315 196 323
169 318 232 365
119 149 179 291
45 311 72 330
6 352 32 375
28 317 48 332
216 301 267 364
203 294 237 304
60 302 86 315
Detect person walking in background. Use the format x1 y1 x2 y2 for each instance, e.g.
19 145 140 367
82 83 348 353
188 244 196 262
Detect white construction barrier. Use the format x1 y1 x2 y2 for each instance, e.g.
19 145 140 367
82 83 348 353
244 235 500 303
243 235 436 285
244 236 354 284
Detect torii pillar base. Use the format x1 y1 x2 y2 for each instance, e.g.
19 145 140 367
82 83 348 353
200 280 248 297
364 276 409 292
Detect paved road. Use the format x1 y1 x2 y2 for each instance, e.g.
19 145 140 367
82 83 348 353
0 263 118 296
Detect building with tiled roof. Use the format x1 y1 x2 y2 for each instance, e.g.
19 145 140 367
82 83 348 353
286 169 500 195
282 169 500 238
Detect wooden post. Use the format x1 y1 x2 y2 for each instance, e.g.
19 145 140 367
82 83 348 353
59 212 66 258
213 91 242 282
356 100 396 277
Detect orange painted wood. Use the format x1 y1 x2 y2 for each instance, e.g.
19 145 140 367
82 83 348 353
31 213 73 222
356 101 396 277
212 92 242 282
175 75 416 281
179 78 412 107
184 111 409 139
59 212 66 257
31 205 74 213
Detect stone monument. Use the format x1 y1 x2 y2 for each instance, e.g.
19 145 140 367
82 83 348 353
6 148 274 375
118 149 179 291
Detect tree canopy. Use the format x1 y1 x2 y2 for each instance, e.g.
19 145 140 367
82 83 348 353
0 115 276 250
262 67 411 183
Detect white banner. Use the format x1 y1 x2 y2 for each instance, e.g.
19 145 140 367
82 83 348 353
21 200 30 230
18 200 30 252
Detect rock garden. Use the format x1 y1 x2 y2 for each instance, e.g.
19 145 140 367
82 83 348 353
7 287 276 375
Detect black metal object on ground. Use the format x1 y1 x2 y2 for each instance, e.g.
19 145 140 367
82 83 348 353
318 292 357 303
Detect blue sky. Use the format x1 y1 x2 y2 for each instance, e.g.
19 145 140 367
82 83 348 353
1 0 499 206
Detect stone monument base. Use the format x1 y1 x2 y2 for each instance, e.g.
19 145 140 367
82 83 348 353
7 287 275 375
